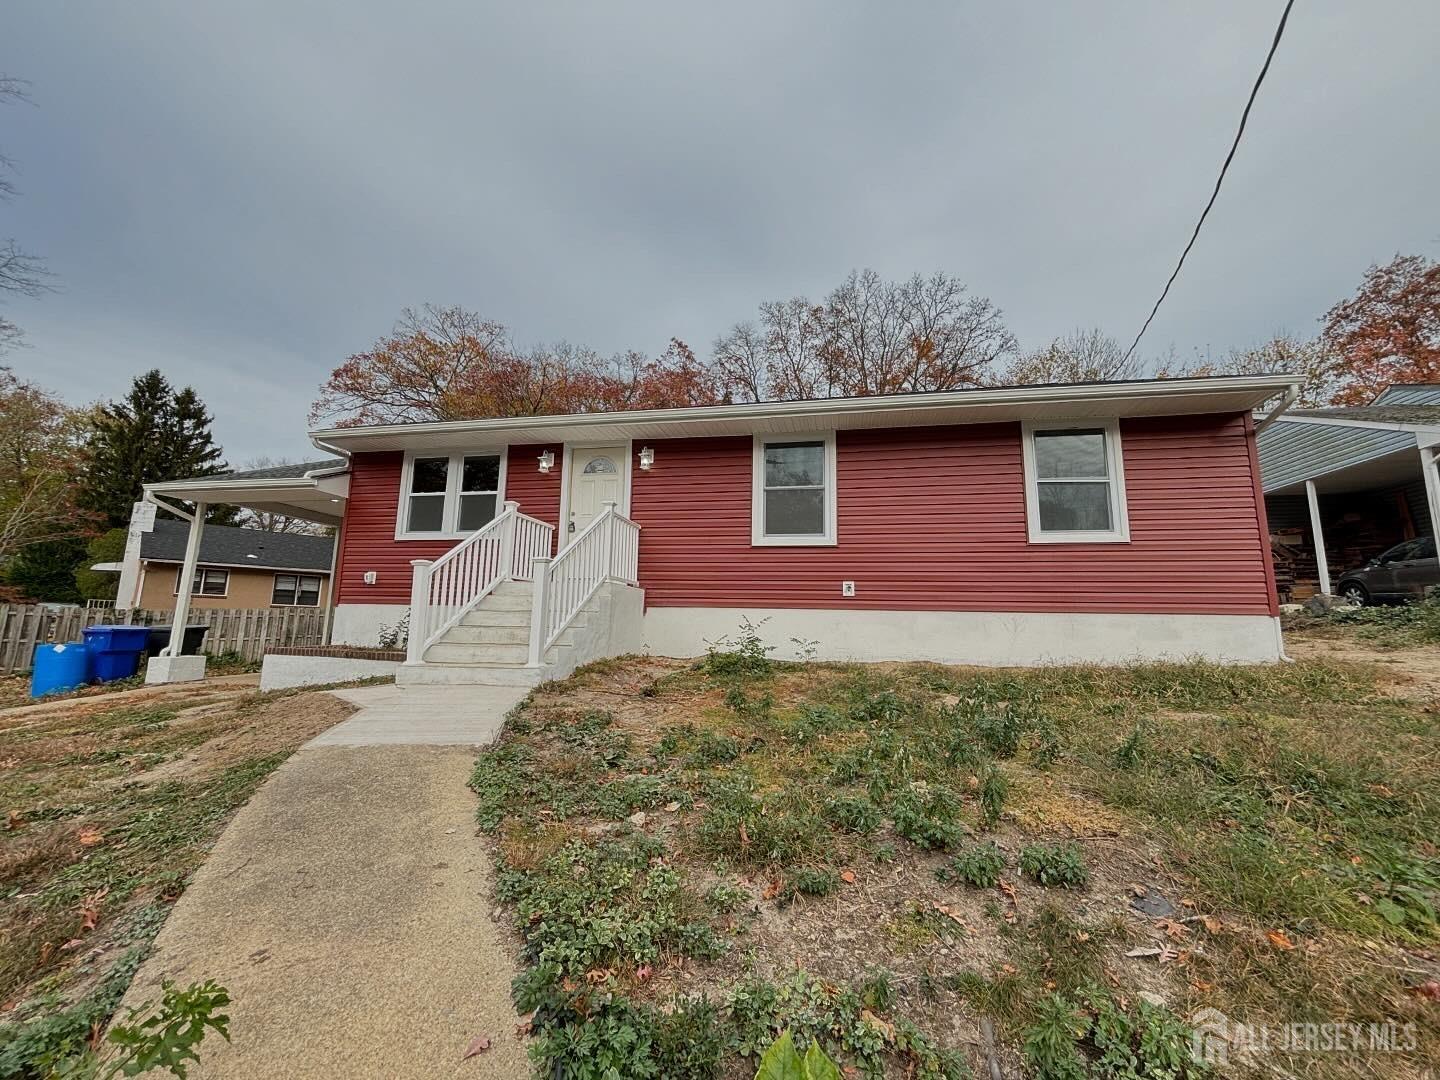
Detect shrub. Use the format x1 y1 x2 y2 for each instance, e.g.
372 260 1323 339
825 794 883 835
890 785 967 851
703 617 775 678
688 730 742 768
1019 843 1089 888
937 842 1007 888
1022 986 1204 1080
978 764 1007 827
781 866 841 903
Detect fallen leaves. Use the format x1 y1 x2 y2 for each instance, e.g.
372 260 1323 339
1265 929 1296 951
839 869 856 885
462 1034 492 1059
1410 981 1440 1001
77 826 104 847
78 887 110 932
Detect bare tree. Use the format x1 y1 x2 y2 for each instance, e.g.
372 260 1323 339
0 75 52 356
995 328 1142 386
234 457 331 535
712 269 1016 401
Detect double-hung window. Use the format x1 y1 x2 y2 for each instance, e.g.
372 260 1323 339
272 574 322 607
177 567 229 596
751 433 837 546
397 451 505 539
1021 420 1129 543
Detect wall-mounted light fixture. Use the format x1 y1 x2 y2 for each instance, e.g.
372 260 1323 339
638 446 655 471
538 449 555 473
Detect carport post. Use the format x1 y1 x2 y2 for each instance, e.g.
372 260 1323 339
1420 446 1440 555
1304 480 1330 596
165 502 207 656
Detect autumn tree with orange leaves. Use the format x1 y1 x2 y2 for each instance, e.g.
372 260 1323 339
1321 254 1440 405
310 305 722 425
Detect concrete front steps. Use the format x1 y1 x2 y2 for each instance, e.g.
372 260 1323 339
395 580 576 688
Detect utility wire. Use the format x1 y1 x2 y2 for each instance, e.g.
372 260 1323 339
1122 0 1298 365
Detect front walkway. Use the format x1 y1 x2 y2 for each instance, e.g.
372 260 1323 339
122 686 531 1079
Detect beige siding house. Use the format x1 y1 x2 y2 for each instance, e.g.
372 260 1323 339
117 519 335 612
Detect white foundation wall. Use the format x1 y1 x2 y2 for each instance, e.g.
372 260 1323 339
331 603 409 647
640 608 1285 666
259 654 401 691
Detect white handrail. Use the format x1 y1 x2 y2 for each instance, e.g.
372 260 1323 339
529 502 640 662
406 502 555 662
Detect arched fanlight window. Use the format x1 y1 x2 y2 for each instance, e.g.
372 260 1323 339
583 456 618 475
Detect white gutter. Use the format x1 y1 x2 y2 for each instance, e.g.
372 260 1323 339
1253 383 1301 432
309 374 1300 447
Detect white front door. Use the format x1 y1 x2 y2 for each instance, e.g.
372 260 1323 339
566 446 626 538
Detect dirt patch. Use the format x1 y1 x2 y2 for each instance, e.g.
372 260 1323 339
1284 627 1440 700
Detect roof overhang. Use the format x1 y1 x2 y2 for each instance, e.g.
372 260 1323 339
309 375 1300 454
144 470 350 526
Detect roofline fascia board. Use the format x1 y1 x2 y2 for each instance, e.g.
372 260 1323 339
1263 415 1440 436
308 375 1299 447
141 558 332 574
146 476 319 494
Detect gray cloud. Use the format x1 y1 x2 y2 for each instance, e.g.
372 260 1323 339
4 1 1438 461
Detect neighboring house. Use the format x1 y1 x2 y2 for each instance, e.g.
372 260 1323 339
144 375 1296 681
110 513 335 612
1256 383 1440 601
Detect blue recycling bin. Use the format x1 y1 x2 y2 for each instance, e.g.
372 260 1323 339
31 642 90 697
82 625 149 682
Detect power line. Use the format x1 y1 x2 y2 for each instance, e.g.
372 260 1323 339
1122 0 1298 366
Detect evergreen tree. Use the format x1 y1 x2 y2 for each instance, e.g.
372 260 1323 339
2 538 85 602
79 370 236 528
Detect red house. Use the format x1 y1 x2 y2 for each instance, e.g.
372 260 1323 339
146 376 1298 685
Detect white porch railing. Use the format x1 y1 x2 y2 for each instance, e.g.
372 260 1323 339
407 501 555 662
528 502 640 664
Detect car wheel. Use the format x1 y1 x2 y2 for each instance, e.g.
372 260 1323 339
1339 583 1368 606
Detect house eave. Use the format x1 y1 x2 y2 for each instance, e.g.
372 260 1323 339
309 375 1300 454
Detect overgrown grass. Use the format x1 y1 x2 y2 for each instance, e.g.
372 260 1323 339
471 637 1440 1079
0 684 345 1075
1286 591 1440 649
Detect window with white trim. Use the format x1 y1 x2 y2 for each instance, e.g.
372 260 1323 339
272 573 322 607
1021 420 1129 543
397 451 505 538
175 567 229 596
751 434 837 545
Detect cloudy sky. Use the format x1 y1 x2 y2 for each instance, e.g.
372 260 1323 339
3 2 1438 463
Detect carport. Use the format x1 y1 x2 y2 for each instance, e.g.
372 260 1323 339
139 459 349 681
1257 386 1440 600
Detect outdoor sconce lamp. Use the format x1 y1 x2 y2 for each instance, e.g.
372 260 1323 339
538 450 555 473
638 446 655 471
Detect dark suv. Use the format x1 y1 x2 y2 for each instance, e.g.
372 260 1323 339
1335 536 1440 605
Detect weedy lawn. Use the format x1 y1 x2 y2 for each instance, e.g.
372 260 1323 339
0 682 353 1077
472 623 1439 1079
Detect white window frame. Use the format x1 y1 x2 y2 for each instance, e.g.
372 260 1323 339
394 449 509 540
751 432 838 547
1021 419 1130 544
271 573 323 607
175 566 230 597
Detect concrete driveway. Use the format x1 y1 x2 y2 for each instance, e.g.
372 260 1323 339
121 684 531 1079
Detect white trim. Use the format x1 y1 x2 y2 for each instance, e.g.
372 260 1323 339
1021 419 1130 544
174 565 231 598
312 374 1298 453
270 572 324 608
1263 414 1440 436
144 558 332 575
557 440 632 544
640 607 1285 665
394 448 509 540
751 432 838 547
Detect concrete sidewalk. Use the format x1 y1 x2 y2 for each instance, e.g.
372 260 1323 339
305 683 527 747
122 687 532 1079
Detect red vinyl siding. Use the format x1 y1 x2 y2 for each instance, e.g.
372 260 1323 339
629 414 1274 616
334 445 563 605
334 416 1274 616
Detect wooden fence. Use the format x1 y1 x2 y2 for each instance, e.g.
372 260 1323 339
0 604 328 674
